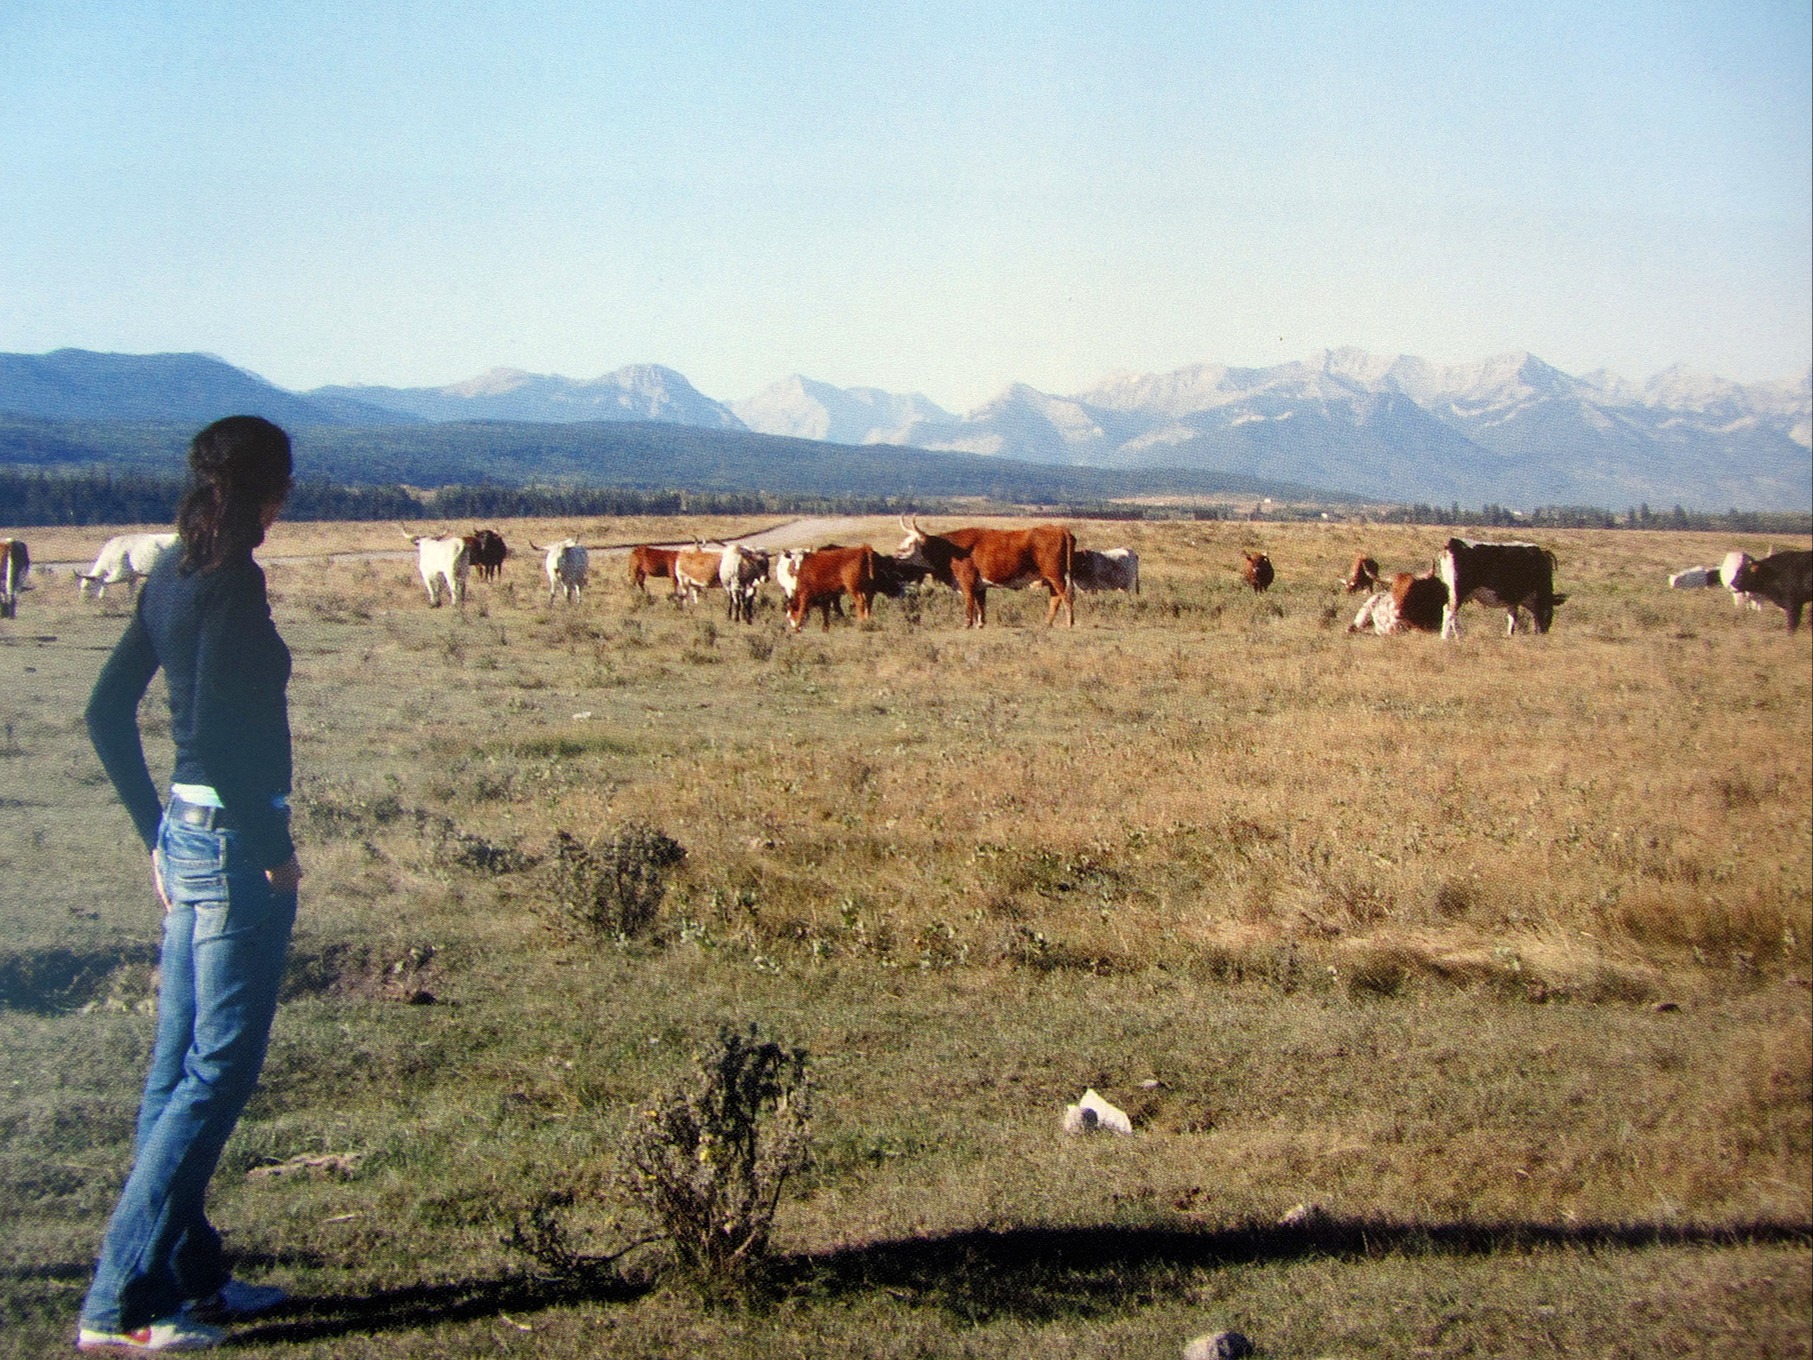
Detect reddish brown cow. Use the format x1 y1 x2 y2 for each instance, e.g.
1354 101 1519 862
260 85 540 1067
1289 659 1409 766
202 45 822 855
628 544 681 595
786 545 877 631
1341 555 1381 593
893 516 1075 627
1241 550 1275 593
1348 571 1449 635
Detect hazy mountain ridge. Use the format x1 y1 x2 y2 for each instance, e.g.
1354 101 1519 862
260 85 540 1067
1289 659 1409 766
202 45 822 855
1 346 1807 509
833 347 1811 509
313 363 745 429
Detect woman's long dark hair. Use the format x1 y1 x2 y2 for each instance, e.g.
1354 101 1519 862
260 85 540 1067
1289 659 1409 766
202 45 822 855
176 416 293 574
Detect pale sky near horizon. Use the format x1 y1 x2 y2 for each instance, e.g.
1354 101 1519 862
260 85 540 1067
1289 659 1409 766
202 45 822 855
3 1 1808 414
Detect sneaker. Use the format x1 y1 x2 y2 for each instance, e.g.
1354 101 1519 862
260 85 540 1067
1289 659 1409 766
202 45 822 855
75 1315 224 1352
189 1278 289 1320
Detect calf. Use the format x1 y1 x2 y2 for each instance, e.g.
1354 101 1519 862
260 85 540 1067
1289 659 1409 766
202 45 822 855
673 546 724 605
403 529 470 608
1348 571 1448 635
1436 538 1566 639
532 538 590 602
786 545 877 631
871 552 929 600
1730 550 1813 633
78 532 180 600
1072 547 1139 595
628 544 681 596
463 529 509 581
893 516 1076 628
774 548 842 621
718 544 770 624
1241 550 1274 593
0 538 28 619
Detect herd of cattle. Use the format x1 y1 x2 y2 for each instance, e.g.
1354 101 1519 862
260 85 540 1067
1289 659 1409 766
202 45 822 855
1 524 1809 637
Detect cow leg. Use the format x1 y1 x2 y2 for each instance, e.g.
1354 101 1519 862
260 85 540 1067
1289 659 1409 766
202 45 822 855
1505 608 1518 637
1440 604 1460 640
1790 601 1805 633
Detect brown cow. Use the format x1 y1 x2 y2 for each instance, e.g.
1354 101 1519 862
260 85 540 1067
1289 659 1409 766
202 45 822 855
1341 555 1380 593
628 544 682 595
673 546 723 605
1348 571 1448 635
893 516 1075 627
1241 550 1275 593
786 545 877 631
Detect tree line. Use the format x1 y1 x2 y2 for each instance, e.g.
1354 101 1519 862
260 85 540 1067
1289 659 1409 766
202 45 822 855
1 467 1807 537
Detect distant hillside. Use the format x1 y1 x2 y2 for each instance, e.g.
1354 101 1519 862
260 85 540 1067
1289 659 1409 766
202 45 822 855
0 412 1343 506
0 349 387 427
310 364 743 428
5 346 1807 509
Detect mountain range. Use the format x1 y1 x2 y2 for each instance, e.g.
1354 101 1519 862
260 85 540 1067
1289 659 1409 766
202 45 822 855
2 346 1807 510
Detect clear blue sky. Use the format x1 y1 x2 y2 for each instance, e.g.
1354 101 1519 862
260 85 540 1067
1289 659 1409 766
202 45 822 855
4 1 1808 411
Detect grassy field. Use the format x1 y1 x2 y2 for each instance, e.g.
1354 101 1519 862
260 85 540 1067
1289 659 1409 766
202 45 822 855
2 515 1809 1358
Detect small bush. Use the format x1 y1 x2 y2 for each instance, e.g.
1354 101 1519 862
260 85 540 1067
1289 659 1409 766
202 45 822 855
542 824 687 940
619 1024 811 1291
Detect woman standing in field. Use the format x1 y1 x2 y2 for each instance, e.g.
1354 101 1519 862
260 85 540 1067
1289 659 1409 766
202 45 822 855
78 416 302 1353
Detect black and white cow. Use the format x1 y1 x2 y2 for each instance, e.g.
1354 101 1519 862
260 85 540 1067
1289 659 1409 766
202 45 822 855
1730 550 1813 633
1435 538 1566 639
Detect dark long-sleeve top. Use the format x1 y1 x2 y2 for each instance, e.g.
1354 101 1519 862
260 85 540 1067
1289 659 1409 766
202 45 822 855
86 551 295 870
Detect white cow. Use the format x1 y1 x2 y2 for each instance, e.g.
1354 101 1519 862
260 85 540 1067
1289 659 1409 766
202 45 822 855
1719 551 1763 611
718 544 770 624
78 532 180 599
533 538 589 602
1072 547 1140 594
402 530 470 608
1668 566 1721 589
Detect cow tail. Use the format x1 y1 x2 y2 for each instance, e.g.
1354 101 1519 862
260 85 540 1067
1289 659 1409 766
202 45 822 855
1063 531 1076 622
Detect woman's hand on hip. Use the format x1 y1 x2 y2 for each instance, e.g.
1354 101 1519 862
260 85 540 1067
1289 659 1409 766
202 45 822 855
266 855 303 895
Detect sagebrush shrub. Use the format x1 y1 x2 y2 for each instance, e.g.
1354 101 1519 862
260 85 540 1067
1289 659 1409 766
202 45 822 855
543 823 686 939
619 1024 811 1289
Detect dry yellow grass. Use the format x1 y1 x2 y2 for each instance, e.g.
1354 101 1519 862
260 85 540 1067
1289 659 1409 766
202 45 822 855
1 513 1807 1357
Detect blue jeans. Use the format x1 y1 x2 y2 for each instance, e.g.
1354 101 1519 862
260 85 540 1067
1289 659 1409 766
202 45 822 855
81 806 296 1331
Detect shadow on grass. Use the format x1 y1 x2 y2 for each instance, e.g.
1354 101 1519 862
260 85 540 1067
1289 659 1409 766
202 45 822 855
221 1214 1811 1344
776 1217 1813 1324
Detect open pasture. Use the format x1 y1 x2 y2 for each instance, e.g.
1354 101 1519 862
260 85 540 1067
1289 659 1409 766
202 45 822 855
2 515 1809 1357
